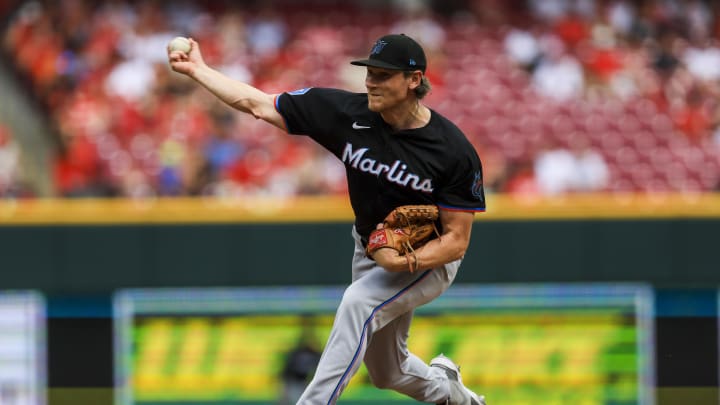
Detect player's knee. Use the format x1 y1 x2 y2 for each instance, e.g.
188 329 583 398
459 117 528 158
369 377 395 390
365 356 402 389
367 368 396 389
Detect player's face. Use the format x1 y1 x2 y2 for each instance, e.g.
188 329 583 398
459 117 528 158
365 67 413 112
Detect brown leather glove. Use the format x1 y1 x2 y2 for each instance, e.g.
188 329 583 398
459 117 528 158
366 205 440 272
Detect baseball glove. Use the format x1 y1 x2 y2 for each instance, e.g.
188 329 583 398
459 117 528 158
366 205 440 272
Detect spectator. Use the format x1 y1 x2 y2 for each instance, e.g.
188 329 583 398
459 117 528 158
246 5 287 59
504 28 542 70
528 0 570 23
682 37 720 83
390 0 446 52
533 141 578 195
531 34 585 101
683 0 713 42
584 24 623 82
672 84 714 142
104 58 157 101
554 9 591 49
567 137 609 192
534 138 608 195
502 159 540 195
204 112 246 180
606 0 636 36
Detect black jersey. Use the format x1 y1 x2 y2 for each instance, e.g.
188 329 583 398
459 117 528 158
275 87 486 239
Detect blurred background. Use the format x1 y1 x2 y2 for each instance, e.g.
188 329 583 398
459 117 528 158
0 0 719 404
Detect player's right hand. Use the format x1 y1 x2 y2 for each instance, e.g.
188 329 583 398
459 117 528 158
167 38 204 77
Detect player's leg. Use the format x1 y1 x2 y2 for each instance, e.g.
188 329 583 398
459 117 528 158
363 309 449 402
297 263 430 404
296 230 456 404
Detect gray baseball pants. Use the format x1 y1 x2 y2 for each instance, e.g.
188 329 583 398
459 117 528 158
296 227 460 404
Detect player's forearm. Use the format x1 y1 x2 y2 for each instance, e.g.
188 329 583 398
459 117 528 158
411 232 468 271
377 232 469 273
190 64 274 119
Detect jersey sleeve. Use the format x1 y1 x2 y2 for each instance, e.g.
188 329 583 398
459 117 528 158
274 87 344 138
436 150 486 213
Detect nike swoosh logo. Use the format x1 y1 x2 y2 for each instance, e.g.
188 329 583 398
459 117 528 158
352 122 371 129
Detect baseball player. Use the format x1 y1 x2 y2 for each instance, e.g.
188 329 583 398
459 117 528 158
168 33 486 405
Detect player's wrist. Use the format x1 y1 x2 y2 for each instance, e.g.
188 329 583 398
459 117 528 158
188 63 211 82
382 246 425 272
371 248 402 272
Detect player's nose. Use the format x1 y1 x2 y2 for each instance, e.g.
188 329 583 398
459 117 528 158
365 74 380 88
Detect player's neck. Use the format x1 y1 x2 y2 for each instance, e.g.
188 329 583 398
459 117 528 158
382 100 430 131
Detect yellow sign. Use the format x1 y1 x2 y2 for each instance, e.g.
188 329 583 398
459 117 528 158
130 311 641 404
2 193 719 224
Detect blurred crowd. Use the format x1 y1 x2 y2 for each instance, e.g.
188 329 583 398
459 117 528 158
1 0 720 198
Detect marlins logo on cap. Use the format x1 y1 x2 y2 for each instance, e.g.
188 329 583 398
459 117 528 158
371 40 388 55
351 34 427 73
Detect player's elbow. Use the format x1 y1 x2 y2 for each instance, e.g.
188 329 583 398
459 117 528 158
228 92 272 117
447 246 467 262
446 235 470 262
244 98 284 127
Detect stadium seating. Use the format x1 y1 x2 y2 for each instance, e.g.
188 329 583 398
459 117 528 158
1 1 719 197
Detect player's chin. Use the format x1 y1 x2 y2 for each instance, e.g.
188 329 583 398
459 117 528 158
367 98 383 112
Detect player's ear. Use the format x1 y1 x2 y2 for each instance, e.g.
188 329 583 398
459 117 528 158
407 70 423 90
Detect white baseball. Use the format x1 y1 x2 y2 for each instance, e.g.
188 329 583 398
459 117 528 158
168 36 191 53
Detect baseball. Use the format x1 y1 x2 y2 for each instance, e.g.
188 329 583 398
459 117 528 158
168 36 191 53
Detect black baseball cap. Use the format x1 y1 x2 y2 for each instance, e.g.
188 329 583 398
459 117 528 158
351 34 427 73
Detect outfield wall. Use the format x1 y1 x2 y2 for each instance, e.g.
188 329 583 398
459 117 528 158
0 194 717 293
